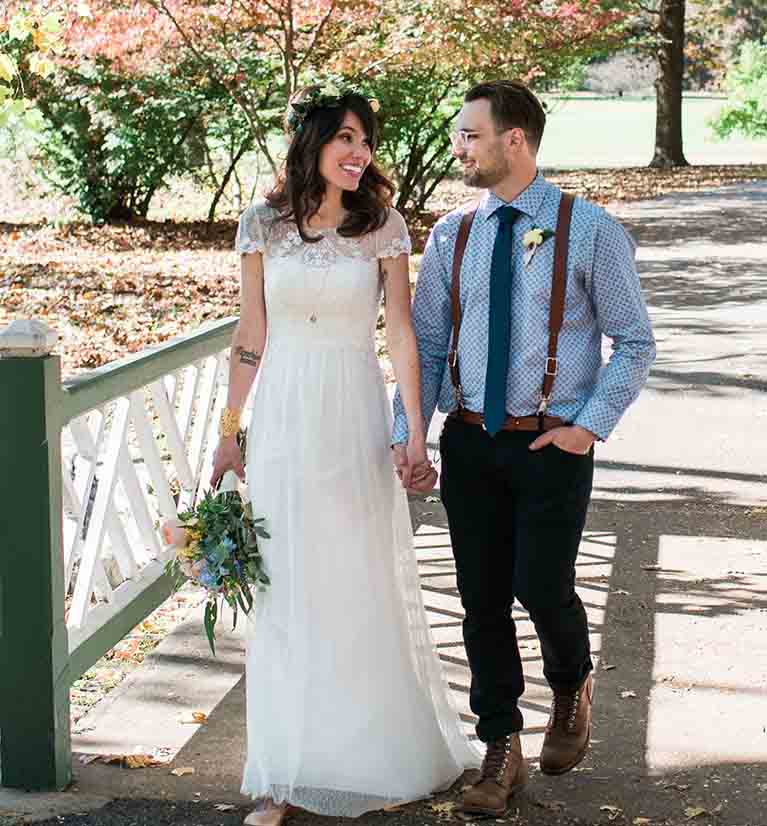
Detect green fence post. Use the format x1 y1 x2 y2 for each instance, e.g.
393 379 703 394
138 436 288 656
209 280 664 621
0 321 71 790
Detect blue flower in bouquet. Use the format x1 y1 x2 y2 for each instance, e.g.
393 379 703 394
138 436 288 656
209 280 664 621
221 536 236 552
198 565 219 590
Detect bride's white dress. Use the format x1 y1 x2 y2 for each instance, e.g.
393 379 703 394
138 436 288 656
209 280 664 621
235 202 480 817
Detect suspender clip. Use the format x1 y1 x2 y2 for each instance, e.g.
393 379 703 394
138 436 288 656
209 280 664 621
537 395 550 416
545 357 558 376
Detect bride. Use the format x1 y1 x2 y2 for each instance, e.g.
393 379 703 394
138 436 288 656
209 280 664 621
211 82 479 825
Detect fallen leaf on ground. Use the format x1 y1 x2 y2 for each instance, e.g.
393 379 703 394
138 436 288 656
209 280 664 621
600 804 623 821
170 766 196 776
78 753 100 765
684 807 707 818
99 753 166 769
179 710 208 724
633 818 652 825
214 803 237 811
535 800 566 811
620 690 638 698
611 589 632 595
429 801 457 815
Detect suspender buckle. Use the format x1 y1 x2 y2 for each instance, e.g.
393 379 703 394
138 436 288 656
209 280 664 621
545 357 558 376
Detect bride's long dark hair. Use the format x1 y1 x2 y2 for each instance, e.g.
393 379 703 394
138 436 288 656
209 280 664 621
266 88 395 244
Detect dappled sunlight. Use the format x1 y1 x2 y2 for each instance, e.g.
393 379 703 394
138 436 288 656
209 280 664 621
592 458 767 508
646 535 767 772
72 603 246 762
414 523 614 756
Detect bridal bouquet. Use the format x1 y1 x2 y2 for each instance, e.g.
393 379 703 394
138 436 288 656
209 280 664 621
162 433 270 654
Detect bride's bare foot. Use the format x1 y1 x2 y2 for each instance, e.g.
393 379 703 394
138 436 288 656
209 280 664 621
243 799 291 826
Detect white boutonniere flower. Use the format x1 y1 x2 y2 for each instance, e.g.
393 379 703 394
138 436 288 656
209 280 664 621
523 227 555 267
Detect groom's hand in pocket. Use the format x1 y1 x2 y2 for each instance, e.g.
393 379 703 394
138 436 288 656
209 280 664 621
529 424 596 455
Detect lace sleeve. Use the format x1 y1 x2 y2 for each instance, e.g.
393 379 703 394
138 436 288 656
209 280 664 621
235 202 269 255
376 208 412 259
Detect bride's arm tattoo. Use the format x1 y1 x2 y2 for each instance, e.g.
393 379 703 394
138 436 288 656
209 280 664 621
235 346 262 367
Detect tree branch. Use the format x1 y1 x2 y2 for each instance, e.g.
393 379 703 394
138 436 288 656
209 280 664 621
635 1 662 15
295 0 338 76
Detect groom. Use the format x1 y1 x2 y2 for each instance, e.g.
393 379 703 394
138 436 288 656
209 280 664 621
392 80 655 816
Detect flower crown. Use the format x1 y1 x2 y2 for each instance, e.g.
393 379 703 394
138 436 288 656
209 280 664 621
286 81 381 135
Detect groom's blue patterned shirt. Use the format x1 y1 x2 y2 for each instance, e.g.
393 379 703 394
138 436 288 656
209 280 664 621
392 172 655 443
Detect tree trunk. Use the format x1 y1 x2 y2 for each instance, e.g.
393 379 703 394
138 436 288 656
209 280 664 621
650 0 689 167
206 138 251 226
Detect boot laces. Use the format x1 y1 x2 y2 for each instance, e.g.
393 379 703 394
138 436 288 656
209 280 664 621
551 688 580 733
481 736 513 783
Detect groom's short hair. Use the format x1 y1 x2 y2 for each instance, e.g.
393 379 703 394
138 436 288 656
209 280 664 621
464 80 546 152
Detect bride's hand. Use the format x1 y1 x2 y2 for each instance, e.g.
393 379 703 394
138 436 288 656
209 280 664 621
210 435 245 488
406 435 437 493
392 438 425 488
406 433 428 474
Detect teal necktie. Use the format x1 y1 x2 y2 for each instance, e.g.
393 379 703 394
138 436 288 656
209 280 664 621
483 205 521 436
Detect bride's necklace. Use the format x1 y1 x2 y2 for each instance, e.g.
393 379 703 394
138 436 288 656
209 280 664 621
307 264 330 324
302 211 346 323
302 222 336 324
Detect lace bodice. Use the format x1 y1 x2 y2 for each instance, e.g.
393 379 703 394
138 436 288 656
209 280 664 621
234 202 412 350
235 201 411 266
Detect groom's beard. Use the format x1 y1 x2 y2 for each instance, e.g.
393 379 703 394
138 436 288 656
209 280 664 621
460 147 510 189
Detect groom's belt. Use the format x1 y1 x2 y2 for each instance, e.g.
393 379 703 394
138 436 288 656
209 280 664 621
450 410 566 432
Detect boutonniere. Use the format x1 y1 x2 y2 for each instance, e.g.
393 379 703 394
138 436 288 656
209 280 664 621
523 227 555 267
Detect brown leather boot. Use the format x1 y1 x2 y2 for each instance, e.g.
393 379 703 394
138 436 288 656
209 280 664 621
539 673 593 775
460 733 528 817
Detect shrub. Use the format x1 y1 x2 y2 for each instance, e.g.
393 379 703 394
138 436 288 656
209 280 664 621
34 58 209 222
710 39 767 139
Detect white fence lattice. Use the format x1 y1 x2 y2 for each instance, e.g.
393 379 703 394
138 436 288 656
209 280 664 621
61 350 231 653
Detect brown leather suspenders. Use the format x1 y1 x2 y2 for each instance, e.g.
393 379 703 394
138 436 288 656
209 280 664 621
447 209 477 410
447 192 576 425
539 192 575 417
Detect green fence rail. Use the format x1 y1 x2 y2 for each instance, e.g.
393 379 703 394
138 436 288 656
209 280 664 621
0 317 237 790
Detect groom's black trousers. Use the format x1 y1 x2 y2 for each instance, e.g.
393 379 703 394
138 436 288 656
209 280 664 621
439 416 594 742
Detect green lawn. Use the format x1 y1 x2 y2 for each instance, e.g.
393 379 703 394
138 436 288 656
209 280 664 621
538 95 767 169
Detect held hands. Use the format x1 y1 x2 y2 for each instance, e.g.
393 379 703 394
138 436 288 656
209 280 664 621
528 424 597 455
392 435 438 493
210 435 246 488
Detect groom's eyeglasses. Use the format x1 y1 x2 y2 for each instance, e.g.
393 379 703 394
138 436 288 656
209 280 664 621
449 127 516 151
449 130 479 151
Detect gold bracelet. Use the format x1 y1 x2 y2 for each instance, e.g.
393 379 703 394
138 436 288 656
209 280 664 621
219 406 241 438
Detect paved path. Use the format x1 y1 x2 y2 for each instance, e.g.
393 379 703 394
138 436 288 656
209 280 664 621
2 183 766 826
